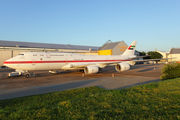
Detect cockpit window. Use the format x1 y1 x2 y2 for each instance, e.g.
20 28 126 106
18 54 24 55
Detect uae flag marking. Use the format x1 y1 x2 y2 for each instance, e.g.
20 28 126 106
128 45 135 50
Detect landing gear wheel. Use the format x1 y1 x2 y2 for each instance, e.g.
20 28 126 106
1 74 8 79
25 74 30 78
79 70 84 73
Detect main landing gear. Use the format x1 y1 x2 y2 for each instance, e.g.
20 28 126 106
79 70 84 73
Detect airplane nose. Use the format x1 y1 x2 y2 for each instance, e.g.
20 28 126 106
3 61 6 65
3 61 8 66
3 57 18 69
3 59 11 67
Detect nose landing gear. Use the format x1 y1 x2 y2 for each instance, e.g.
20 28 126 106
25 72 35 78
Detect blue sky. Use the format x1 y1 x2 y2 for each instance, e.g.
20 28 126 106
0 0 180 52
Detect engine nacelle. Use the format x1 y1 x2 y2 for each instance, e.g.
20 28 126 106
115 62 130 72
84 65 99 74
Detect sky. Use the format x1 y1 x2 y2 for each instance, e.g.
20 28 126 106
0 0 180 52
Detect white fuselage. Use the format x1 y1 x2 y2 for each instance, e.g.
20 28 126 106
3 52 133 71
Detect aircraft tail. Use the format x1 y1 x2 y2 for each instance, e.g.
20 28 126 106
122 41 137 56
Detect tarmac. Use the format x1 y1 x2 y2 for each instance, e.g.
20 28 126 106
0 64 163 100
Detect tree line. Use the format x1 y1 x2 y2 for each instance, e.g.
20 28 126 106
138 51 163 59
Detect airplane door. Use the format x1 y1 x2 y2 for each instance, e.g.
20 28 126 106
32 59 36 65
46 53 50 58
65 55 68 64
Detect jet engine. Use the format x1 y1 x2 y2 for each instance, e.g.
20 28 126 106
115 62 130 72
84 65 99 74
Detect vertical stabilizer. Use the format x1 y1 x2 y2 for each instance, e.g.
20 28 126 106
122 41 137 56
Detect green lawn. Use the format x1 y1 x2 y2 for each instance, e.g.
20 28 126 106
1 78 180 119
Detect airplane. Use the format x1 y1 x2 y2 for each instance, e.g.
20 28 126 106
2 41 164 78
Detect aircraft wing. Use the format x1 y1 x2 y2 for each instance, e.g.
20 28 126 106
61 61 124 70
132 58 174 62
61 63 92 70
130 55 150 59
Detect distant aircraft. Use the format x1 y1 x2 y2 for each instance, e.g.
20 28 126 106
3 41 164 78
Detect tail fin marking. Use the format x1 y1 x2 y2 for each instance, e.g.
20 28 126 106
122 41 137 56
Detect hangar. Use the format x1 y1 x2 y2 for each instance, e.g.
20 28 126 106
98 40 128 55
0 40 99 67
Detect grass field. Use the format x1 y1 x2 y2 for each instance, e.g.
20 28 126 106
0 78 180 119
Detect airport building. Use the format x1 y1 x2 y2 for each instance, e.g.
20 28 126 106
168 48 180 62
98 40 128 55
157 49 180 63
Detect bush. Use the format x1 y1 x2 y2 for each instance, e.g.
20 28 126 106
160 62 180 80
